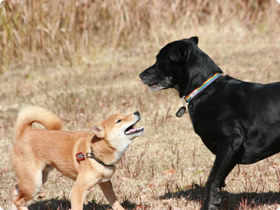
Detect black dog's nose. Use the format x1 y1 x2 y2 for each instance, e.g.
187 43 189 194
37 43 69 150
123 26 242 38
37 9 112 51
134 111 140 116
139 72 144 80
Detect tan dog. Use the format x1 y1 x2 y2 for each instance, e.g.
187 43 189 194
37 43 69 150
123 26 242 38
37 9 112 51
10 106 144 210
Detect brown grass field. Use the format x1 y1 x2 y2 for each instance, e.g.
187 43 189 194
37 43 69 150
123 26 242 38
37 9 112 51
1 0 280 209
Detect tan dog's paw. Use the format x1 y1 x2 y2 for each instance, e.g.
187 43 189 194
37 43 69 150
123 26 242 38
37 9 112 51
112 201 125 210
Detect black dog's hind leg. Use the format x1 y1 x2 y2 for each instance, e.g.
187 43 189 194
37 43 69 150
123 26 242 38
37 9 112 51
201 137 243 210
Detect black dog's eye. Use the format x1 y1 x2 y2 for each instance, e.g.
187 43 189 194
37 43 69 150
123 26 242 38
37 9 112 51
116 119 122 124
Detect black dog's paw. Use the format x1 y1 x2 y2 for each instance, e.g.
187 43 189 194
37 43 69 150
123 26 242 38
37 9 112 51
201 200 221 210
201 190 222 210
201 204 220 210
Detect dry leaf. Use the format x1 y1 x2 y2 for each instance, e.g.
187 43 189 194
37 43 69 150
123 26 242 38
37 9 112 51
163 168 176 175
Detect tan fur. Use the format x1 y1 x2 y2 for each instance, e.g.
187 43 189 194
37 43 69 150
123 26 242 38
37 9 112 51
11 106 143 210
15 106 62 139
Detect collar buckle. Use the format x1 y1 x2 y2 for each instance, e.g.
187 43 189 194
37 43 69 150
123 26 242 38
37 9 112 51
75 151 114 167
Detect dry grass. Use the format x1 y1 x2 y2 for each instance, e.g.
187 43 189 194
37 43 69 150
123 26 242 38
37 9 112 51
1 0 280 209
0 0 279 72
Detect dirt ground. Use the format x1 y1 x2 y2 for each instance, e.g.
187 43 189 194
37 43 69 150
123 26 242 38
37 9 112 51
1 26 280 209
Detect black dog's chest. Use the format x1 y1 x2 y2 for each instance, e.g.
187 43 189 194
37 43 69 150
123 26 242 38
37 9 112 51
188 108 223 154
187 94 248 155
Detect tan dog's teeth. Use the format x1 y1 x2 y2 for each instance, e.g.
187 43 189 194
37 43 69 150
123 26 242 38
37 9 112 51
125 127 143 134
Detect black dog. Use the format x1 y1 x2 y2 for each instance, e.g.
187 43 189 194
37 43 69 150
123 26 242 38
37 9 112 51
139 36 280 209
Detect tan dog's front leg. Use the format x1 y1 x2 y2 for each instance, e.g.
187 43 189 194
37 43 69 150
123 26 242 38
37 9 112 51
99 181 124 210
71 174 99 210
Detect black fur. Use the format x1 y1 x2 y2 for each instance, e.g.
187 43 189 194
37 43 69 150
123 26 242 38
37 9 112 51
139 37 280 210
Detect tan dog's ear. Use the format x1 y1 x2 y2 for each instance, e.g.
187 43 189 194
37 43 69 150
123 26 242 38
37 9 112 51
89 123 104 138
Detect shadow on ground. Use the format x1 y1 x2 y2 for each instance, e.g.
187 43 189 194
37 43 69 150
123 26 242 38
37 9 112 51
159 184 280 209
28 199 137 210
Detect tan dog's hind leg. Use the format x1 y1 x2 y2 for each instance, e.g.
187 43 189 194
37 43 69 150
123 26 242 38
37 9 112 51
12 185 28 210
99 181 124 210
71 174 99 210
10 185 24 210
13 180 41 210
12 167 43 210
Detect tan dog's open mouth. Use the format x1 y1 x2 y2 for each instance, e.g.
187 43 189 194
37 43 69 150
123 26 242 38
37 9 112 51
124 119 144 136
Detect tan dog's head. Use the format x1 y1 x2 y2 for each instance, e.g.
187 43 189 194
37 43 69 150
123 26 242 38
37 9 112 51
91 112 144 151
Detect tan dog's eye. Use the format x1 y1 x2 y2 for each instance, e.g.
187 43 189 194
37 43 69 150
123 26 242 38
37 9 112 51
116 119 122 124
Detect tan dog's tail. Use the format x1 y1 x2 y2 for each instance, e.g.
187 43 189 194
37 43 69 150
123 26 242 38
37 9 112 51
15 106 62 139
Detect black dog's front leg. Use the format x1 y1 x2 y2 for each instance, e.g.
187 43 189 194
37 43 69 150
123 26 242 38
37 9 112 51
201 139 243 210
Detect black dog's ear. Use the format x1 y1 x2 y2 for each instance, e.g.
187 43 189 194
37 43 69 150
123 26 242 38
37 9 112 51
169 43 192 62
189 36 199 45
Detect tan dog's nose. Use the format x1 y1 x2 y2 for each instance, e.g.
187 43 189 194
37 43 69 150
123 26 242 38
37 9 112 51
134 111 140 117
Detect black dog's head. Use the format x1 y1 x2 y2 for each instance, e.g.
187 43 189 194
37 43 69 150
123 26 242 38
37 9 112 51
139 36 222 97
